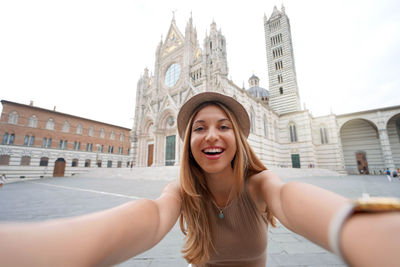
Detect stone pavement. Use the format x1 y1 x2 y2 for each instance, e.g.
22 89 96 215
1 169 400 267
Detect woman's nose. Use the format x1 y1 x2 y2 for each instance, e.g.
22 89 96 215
205 127 218 142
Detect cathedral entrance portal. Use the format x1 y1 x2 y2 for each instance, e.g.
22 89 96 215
147 144 154 166
356 152 369 174
165 135 176 166
53 158 66 177
291 154 300 168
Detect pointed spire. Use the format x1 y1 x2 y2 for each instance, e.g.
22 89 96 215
172 9 176 24
281 4 285 14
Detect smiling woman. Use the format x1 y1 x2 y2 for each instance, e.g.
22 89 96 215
0 92 400 267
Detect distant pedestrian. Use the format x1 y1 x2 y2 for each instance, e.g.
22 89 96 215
386 168 391 176
0 174 6 188
393 170 398 178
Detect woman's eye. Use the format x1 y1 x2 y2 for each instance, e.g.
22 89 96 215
220 125 230 130
193 126 204 132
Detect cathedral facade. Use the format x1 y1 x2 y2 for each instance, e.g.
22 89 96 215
131 7 400 175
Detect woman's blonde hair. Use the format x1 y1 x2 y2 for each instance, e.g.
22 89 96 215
179 102 276 264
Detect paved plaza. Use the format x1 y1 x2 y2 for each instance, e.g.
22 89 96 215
1 168 400 267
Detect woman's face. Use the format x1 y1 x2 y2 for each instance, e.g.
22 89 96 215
190 104 237 175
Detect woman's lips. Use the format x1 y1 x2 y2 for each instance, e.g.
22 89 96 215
202 148 225 160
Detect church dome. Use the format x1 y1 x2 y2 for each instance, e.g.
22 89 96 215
247 85 269 99
247 74 269 102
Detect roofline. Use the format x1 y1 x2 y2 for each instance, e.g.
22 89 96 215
1 100 131 131
336 105 400 118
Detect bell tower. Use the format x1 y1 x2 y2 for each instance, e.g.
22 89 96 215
264 5 301 114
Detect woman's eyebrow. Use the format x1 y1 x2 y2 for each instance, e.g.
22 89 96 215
193 119 205 124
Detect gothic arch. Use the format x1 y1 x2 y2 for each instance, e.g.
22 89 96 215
158 108 176 130
249 107 255 134
386 113 400 168
141 117 155 135
340 118 383 174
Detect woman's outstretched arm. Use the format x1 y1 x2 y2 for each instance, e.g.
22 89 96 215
0 180 181 267
253 170 400 267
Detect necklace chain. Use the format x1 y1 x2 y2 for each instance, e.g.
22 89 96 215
211 189 234 219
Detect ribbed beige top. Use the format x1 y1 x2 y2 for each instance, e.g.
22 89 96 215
196 183 269 267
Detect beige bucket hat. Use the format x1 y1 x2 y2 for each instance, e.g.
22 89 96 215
177 92 250 140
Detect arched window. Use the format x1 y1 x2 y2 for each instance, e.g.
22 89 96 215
88 126 94 137
107 160 113 168
46 119 55 130
110 131 115 140
289 123 298 143
320 126 329 144
119 133 124 142
24 135 35 146
2 133 9 144
100 128 105 138
62 121 70 133
76 124 83 134
8 111 18 124
249 108 255 134
2 133 15 145
28 115 38 128
263 114 268 137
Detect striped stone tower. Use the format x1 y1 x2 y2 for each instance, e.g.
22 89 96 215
264 5 301 114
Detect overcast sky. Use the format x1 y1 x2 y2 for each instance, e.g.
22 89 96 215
1 0 399 128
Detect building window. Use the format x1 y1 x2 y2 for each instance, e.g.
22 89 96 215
8 111 19 124
100 128 105 138
275 60 283 70
42 137 52 148
74 141 81 151
118 147 123 155
0 155 10 165
85 159 91 167
62 121 70 133
24 135 35 146
108 146 114 154
72 159 79 167
119 133 124 142
28 115 38 128
59 140 67 149
97 160 102 167
88 126 94 137
110 131 115 140
86 143 93 152
76 124 83 134
46 119 55 130
107 160 112 168
320 127 329 144
117 161 122 168
263 115 268 137
289 124 298 143
97 145 103 153
279 87 283 95
278 74 283 83
20 156 31 166
249 108 255 134
2 133 15 145
39 157 49 166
